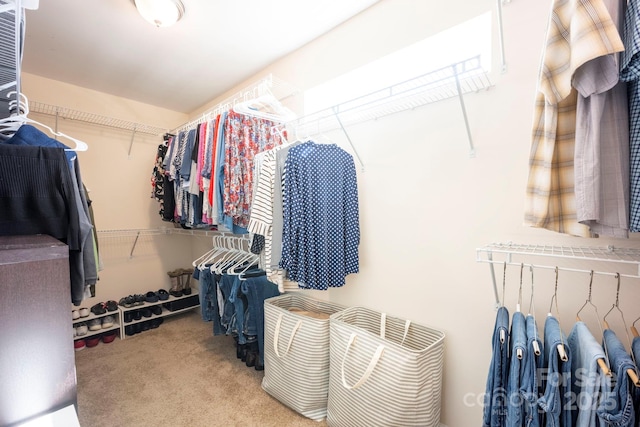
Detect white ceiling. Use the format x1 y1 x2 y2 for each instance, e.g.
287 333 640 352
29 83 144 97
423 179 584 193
22 0 381 113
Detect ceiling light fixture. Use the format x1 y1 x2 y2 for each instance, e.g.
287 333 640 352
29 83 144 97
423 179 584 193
133 0 185 28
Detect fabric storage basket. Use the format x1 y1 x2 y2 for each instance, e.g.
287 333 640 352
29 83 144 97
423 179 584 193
262 293 347 421
327 306 445 427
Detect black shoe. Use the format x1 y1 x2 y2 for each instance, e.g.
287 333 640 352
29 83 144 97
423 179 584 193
141 321 151 331
237 343 246 360
150 305 162 316
90 302 106 315
125 325 135 336
124 311 133 323
134 323 142 334
105 300 118 312
245 351 257 368
141 307 152 318
254 358 264 371
145 291 159 303
157 289 170 301
133 310 142 321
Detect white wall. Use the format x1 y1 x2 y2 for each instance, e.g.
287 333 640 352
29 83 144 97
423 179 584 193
21 1 640 426
190 1 640 426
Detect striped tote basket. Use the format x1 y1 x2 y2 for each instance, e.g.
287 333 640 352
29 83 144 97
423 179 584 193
262 293 347 421
327 307 445 427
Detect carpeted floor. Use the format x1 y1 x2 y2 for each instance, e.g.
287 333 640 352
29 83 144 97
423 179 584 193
74 310 328 427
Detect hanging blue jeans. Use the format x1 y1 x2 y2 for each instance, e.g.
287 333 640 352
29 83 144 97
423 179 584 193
240 271 280 365
520 315 544 427
198 267 216 322
507 311 527 426
483 306 509 427
567 321 607 427
538 315 572 427
226 276 247 344
597 329 636 427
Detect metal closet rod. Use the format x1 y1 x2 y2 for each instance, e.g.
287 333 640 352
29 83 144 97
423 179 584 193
96 227 249 258
479 259 640 280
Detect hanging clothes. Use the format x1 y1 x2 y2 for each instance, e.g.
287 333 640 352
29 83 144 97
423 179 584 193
597 330 636 426
483 306 509 427
573 0 629 238
620 0 640 232
521 314 544 427
279 141 360 290
538 315 572 427
567 321 607 427
0 124 98 305
524 0 624 237
506 311 527 426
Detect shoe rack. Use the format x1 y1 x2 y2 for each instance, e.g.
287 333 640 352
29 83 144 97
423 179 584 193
118 291 200 340
73 309 120 344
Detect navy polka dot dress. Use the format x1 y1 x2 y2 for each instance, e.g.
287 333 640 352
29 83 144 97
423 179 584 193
279 141 360 290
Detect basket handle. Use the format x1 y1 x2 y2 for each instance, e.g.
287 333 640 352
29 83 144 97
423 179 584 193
274 313 302 358
341 333 385 390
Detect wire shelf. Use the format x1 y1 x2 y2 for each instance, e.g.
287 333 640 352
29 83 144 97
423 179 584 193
170 74 299 134
290 56 493 137
477 242 640 306
28 101 169 135
0 0 22 119
476 242 640 266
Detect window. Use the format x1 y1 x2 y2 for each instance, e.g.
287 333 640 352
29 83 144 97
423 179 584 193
303 12 492 115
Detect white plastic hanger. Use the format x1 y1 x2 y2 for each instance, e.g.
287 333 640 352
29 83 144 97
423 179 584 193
232 93 297 123
0 92 88 152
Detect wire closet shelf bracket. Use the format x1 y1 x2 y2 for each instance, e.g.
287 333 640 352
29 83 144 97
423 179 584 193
288 55 493 166
476 242 640 308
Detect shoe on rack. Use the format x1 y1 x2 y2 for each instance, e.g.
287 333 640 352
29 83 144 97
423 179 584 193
150 305 162 316
105 300 118 312
86 336 101 348
119 296 134 308
149 318 161 329
145 291 159 303
91 302 106 315
181 268 194 295
134 294 146 306
125 325 135 336
168 270 183 297
79 307 90 317
141 321 151 332
102 331 117 344
157 289 169 301
141 307 152 318
72 310 80 320
124 311 133 323
75 323 88 336
88 318 102 331
133 310 142 321
74 339 86 351
101 315 115 329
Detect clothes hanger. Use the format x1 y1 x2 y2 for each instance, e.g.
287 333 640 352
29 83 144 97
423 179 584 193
548 267 568 362
527 265 541 356
514 263 524 360
602 273 640 387
498 261 507 345
576 270 611 377
232 92 297 123
0 92 89 152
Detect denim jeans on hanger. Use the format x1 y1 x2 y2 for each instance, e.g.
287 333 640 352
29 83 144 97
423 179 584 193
197 267 217 323
632 337 640 425
597 329 636 427
520 314 544 427
218 274 236 335
567 321 607 427
226 276 247 344
507 311 527 426
538 315 572 427
240 271 280 365
483 306 509 427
